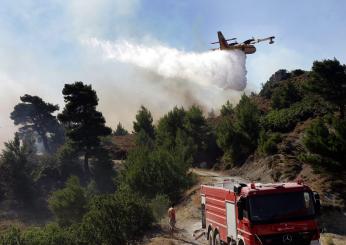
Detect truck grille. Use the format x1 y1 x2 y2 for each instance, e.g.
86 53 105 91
258 231 313 245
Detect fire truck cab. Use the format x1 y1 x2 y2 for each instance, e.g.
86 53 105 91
200 180 321 245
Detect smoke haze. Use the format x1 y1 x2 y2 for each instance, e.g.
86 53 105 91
85 38 247 91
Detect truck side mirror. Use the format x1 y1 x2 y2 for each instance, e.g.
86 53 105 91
237 198 244 220
313 191 321 215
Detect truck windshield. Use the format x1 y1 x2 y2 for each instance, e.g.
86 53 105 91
249 191 315 223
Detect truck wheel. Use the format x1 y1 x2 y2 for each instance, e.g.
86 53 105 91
214 232 221 245
208 231 213 245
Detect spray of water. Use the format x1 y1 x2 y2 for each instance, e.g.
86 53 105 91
85 38 247 91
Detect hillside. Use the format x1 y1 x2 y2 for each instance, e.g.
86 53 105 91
0 60 345 244
225 68 346 235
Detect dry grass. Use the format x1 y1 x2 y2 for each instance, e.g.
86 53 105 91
146 237 176 245
321 233 346 245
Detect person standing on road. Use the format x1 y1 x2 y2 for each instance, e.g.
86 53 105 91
168 204 176 236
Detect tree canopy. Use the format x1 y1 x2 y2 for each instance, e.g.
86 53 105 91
307 59 346 119
58 82 112 176
216 94 260 165
220 100 234 117
133 106 155 138
0 134 35 205
114 122 128 136
10 94 63 153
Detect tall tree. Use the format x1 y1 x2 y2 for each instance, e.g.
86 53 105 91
0 133 35 205
114 122 129 136
133 106 155 139
156 106 213 164
220 100 234 117
184 106 211 159
58 82 111 176
156 106 186 149
10 94 63 153
235 94 260 144
216 95 261 165
307 59 346 119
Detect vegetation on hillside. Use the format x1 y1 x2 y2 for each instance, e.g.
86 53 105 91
1 58 346 243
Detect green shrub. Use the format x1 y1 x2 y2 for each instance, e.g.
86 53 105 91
0 134 35 206
22 224 76 245
259 69 291 98
48 176 87 226
0 224 76 245
79 187 153 245
149 194 170 221
0 226 22 245
262 98 325 132
271 81 301 109
122 146 190 201
301 117 346 172
258 131 282 155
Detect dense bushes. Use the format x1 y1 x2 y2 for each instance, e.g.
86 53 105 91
156 106 214 164
0 224 76 245
1 188 154 245
216 118 253 164
122 146 190 201
79 187 153 245
271 81 301 109
48 176 87 226
301 117 346 172
258 131 282 155
261 98 323 132
149 194 170 221
0 134 35 206
306 59 346 119
216 94 260 165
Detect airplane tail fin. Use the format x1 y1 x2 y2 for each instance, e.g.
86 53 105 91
217 31 229 49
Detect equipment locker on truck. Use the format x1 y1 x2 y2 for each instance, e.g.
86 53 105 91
200 180 321 245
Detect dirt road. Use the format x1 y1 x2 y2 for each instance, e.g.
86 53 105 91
145 169 247 245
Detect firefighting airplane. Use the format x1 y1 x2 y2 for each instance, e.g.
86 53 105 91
211 31 275 54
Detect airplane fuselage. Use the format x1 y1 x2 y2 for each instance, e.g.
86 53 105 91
221 44 256 54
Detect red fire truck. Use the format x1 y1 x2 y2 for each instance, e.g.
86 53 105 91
200 180 321 245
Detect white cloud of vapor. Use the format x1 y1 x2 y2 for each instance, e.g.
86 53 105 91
85 38 247 91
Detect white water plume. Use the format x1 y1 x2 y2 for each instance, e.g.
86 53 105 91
85 38 247 91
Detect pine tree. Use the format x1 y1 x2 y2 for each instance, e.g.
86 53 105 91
307 59 346 119
133 106 155 141
220 100 234 117
114 122 129 136
58 82 111 176
10 94 64 153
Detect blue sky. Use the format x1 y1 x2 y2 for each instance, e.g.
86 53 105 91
1 0 346 147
